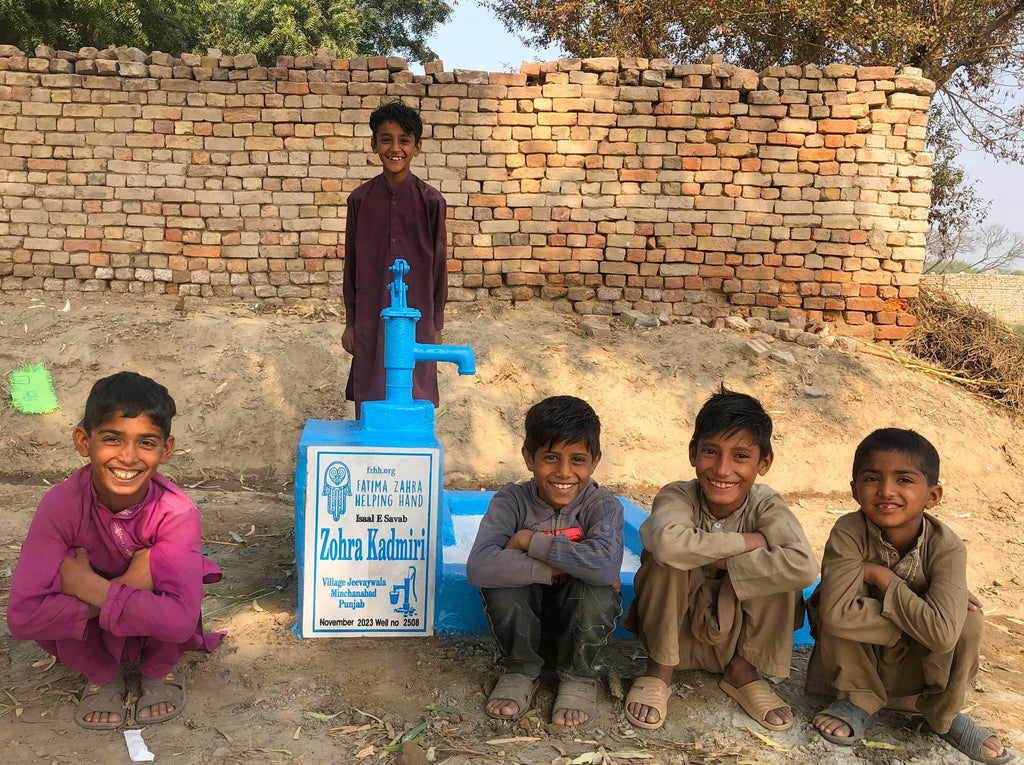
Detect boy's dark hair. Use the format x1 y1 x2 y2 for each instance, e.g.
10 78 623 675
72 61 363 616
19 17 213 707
523 396 601 458
81 372 176 438
689 386 773 459
369 101 423 143
852 428 940 486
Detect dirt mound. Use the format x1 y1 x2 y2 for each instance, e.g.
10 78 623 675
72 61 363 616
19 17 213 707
1 292 1022 763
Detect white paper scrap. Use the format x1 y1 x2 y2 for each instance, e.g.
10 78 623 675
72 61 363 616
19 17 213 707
124 729 155 762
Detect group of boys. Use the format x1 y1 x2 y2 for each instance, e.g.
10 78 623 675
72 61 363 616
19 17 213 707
467 391 1010 765
4 100 1013 764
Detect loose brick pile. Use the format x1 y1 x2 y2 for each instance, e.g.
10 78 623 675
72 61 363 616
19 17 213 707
0 45 936 339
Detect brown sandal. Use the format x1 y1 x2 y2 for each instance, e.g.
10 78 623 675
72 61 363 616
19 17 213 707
136 671 185 724
720 678 793 731
624 676 672 730
76 673 127 730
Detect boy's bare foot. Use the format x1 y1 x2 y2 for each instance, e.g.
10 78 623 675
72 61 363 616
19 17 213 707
813 711 853 739
937 713 1010 763
625 660 674 727
551 707 589 726
76 672 126 729
813 699 876 746
551 679 596 728
486 697 520 718
723 655 792 728
485 673 537 721
136 671 185 723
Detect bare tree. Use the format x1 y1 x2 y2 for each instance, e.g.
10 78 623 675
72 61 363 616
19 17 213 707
927 223 1024 273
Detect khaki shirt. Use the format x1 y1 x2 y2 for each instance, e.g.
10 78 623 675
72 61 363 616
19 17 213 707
818 511 968 652
639 480 819 601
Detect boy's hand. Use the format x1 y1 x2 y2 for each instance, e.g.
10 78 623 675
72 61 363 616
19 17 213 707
59 547 105 617
59 547 94 594
968 590 983 611
342 326 354 354
114 547 154 592
505 530 534 551
862 562 897 592
741 532 768 552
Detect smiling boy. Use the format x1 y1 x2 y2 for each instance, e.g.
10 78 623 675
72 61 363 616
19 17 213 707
8 372 223 729
623 388 818 731
466 396 624 728
342 100 448 417
806 429 1012 764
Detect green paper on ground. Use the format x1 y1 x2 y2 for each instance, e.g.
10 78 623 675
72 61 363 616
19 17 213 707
9 364 59 414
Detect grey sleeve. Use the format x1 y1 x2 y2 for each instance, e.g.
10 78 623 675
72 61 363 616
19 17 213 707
527 491 624 586
466 487 554 588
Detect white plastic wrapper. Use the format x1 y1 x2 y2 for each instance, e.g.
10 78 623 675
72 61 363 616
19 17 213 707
124 729 155 762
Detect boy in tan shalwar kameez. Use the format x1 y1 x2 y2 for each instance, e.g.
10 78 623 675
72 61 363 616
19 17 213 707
623 389 818 731
806 428 1012 765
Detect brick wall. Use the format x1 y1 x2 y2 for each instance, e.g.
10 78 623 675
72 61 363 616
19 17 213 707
0 46 936 340
920 273 1024 325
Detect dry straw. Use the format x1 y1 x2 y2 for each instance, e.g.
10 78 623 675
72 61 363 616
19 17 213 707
900 286 1024 412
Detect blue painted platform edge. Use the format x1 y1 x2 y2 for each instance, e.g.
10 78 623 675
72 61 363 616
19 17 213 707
437 489 818 647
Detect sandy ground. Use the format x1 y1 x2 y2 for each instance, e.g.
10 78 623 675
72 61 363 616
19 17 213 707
1 292 1023 764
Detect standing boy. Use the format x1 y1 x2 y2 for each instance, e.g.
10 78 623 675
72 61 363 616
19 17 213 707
466 396 624 728
8 372 223 729
624 388 818 731
806 428 1011 764
342 101 448 417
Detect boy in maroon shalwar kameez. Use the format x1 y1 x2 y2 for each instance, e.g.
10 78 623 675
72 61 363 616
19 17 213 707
342 101 448 417
8 372 223 729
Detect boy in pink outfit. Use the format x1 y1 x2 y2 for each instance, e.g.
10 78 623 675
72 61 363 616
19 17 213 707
8 372 223 729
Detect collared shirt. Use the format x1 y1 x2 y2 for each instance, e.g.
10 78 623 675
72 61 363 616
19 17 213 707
818 511 968 652
638 479 819 601
8 465 222 651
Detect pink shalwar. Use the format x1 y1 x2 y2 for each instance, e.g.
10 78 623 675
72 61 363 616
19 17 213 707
8 466 224 684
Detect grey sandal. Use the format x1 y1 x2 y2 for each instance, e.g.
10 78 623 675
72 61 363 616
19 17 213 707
485 672 538 721
815 698 877 746
76 673 127 730
551 678 596 729
937 713 1012 764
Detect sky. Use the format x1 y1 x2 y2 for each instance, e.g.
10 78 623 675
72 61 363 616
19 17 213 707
424 3 1020 236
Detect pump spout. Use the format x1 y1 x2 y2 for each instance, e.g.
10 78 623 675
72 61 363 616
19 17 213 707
362 258 477 431
413 342 475 376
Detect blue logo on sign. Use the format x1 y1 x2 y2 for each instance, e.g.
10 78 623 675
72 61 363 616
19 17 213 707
322 461 352 521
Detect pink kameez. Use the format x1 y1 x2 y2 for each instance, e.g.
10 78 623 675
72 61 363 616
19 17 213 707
8 466 224 684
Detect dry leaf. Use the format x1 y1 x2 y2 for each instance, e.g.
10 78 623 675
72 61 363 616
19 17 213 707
741 726 792 751
862 740 904 750
31 656 57 671
329 723 374 735
355 745 375 758
252 600 265 613
293 725 302 740
486 736 541 745
303 710 342 721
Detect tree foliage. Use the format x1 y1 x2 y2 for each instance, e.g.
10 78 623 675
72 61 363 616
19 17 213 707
0 0 451 63
208 0 450 65
0 0 205 54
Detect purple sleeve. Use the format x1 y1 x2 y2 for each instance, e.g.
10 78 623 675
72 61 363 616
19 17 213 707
98 504 206 644
432 191 448 331
466 486 554 588
7 488 91 642
343 188 361 321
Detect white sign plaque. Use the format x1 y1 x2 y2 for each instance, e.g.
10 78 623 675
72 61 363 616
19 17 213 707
301 445 439 637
